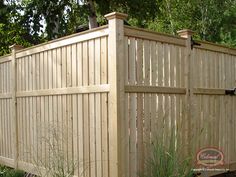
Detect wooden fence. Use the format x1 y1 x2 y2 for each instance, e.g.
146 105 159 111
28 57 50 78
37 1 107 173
0 12 236 177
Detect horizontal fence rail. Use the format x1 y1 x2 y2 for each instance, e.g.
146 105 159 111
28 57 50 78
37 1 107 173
125 85 186 94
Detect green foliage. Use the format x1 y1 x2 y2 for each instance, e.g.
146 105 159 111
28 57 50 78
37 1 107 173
20 0 158 38
146 0 236 46
0 22 32 56
220 1 236 47
0 0 40 56
95 0 158 26
22 0 75 39
142 135 194 177
0 166 25 177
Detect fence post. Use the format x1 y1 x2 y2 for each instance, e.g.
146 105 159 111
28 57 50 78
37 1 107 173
105 12 128 177
10 44 23 168
177 29 194 155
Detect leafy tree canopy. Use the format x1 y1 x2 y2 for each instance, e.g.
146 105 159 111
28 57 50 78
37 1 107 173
146 0 235 44
0 0 32 56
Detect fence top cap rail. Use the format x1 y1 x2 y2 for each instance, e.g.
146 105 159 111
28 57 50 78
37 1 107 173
0 53 11 60
0 53 11 63
105 12 128 20
124 25 186 41
14 25 108 54
196 39 236 51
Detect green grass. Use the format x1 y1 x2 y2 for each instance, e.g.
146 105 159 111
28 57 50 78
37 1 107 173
0 165 25 177
142 134 194 177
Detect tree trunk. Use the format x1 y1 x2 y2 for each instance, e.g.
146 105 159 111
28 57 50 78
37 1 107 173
87 0 98 29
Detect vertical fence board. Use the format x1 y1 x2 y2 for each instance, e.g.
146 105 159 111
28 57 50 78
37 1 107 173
101 37 108 177
89 39 96 177
128 38 137 177
150 41 157 145
143 40 151 168
123 37 129 177
82 41 90 177
136 39 144 175
71 43 78 175
77 42 84 177
95 38 102 177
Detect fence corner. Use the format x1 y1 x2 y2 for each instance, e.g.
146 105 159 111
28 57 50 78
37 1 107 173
105 12 128 177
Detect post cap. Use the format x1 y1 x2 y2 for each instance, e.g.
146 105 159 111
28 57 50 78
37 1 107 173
177 29 195 38
105 12 128 20
9 44 24 51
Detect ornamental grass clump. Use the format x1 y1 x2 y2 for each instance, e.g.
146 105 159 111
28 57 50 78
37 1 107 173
0 165 25 177
142 133 194 177
32 123 76 177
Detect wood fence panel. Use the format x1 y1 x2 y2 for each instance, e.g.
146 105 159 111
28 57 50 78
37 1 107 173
0 59 14 167
123 32 187 176
12 31 109 176
192 46 236 168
